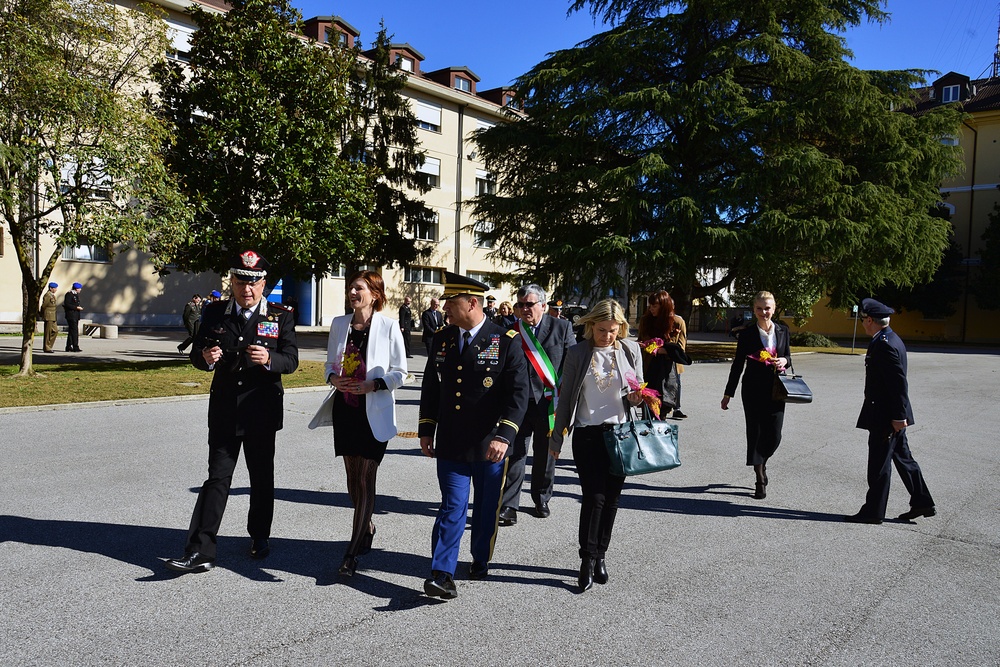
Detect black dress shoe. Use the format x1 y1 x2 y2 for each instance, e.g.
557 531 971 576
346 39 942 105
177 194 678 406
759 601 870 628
753 481 766 499
498 506 517 526
165 552 214 573
469 561 489 580
844 512 882 525
578 558 594 592
249 538 270 559
534 502 551 518
338 555 358 576
897 506 936 521
424 570 458 599
593 558 609 585
671 409 688 419
359 524 376 555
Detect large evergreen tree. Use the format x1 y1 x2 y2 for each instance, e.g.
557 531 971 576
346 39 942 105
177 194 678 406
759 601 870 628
1 0 188 375
971 199 1000 311
152 0 376 280
339 25 435 272
472 0 964 318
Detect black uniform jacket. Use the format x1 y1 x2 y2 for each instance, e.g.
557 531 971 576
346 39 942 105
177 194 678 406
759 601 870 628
63 291 81 319
856 326 913 432
191 299 299 436
724 322 791 404
418 319 529 462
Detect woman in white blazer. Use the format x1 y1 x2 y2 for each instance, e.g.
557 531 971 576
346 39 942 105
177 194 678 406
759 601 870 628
325 271 407 576
548 299 643 593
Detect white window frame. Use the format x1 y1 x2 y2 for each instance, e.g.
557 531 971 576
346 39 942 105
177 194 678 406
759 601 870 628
415 99 442 132
468 271 494 288
397 55 414 72
165 18 195 62
941 84 961 103
473 220 494 249
412 212 438 241
475 169 495 196
418 156 441 188
62 238 110 263
404 266 442 284
454 76 471 93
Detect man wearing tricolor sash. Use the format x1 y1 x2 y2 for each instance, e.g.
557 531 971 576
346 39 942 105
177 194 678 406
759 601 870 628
499 285 575 526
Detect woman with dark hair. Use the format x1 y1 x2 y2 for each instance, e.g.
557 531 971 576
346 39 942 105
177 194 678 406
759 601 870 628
637 291 688 419
325 271 407 575
549 299 644 593
721 291 791 500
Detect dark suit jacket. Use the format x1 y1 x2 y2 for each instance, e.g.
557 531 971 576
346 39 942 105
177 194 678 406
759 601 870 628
856 326 913 431
724 322 791 406
516 316 574 403
421 308 444 342
398 304 414 332
192 299 298 436
419 319 529 462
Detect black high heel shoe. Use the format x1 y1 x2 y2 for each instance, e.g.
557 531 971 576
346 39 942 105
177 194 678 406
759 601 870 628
593 558 609 585
338 555 358 576
578 558 594 592
359 524 376 555
753 481 766 499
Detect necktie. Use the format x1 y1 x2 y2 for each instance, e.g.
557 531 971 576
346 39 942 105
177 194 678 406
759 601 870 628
241 307 252 320
462 331 471 354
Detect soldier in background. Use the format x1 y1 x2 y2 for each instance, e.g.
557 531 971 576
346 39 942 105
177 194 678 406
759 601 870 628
40 282 59 353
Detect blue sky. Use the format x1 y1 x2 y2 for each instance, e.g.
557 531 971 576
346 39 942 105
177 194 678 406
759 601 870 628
293 0 1000 89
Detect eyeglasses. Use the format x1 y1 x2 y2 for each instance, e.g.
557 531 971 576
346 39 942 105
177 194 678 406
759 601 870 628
514 301 539 309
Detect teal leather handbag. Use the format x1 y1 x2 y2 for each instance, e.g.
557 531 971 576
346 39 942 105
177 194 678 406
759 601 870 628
603 405 681 477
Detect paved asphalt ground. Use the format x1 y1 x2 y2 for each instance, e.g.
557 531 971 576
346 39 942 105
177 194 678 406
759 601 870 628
1 331 998 665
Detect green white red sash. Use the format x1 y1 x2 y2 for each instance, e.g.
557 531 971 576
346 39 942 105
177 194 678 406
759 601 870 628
519 321 559 434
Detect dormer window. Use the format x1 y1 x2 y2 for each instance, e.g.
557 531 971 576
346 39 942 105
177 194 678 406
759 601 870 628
397 55 414 72
942 84 961 103
454 76 472 93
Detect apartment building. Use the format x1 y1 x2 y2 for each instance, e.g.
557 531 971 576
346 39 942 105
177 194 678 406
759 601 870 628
0 3 519 329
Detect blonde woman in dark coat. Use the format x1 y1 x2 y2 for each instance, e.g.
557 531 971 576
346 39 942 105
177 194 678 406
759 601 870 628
721 291 790 500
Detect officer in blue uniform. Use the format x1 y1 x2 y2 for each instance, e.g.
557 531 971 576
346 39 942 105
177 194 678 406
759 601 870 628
166 250 299 573
418 272 529 599
845 298 935 525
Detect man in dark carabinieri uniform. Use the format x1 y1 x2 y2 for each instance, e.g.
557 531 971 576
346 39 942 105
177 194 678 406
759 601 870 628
63 282 84 352
844 298 935 525
165 249 298 574
418 272 528 600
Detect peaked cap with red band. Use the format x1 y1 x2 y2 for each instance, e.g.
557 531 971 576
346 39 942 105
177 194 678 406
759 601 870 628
229 249 269 282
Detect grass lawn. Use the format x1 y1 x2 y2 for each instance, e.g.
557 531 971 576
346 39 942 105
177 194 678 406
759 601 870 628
0 344 857 409
0 360 327 408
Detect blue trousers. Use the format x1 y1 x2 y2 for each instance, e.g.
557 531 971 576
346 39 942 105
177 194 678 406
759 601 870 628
430 458 507 576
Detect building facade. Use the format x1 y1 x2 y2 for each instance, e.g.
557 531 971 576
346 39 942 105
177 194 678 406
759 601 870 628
0 3 520 330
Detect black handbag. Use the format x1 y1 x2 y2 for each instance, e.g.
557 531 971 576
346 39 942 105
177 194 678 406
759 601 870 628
603 403 681 477
772 364 813 404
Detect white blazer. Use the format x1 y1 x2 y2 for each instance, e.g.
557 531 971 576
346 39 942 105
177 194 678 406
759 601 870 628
324 310 408 442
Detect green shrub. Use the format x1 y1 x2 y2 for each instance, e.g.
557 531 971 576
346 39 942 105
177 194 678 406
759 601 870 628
790 331 839 348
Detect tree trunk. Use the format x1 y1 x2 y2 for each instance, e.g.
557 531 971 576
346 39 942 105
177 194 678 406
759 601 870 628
18 280 41 376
